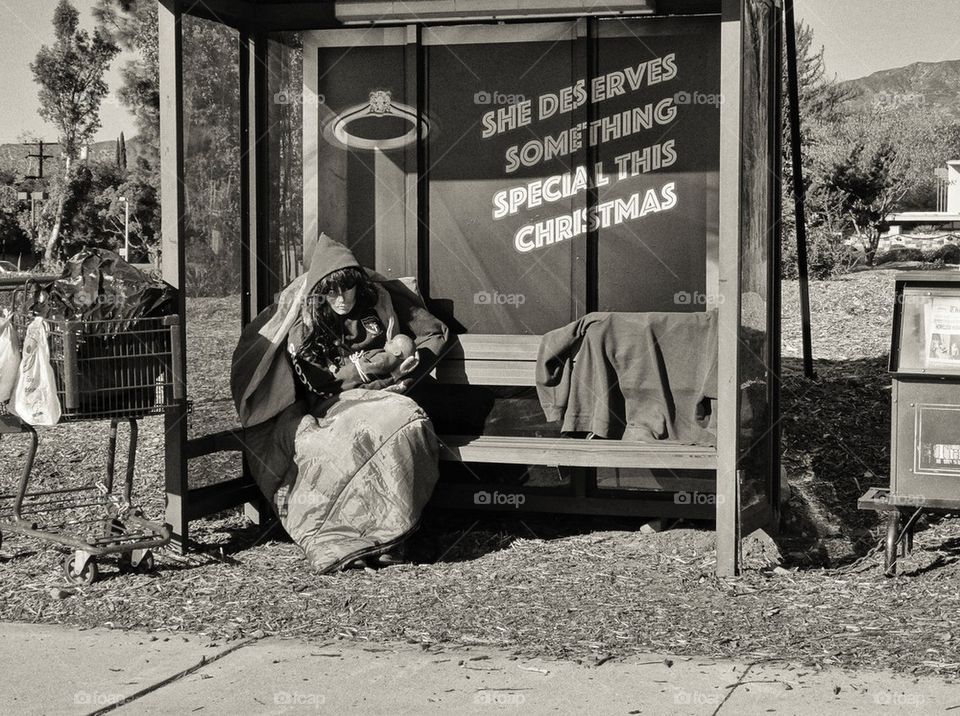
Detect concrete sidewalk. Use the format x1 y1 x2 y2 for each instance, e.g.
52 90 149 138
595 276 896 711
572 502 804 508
0 621 953 715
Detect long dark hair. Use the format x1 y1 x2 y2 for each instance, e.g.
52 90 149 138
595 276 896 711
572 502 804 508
307 266 378 332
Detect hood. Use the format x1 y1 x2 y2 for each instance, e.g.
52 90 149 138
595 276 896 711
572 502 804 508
304 232 361 292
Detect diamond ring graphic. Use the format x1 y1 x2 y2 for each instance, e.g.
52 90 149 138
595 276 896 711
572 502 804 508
323 90 429 151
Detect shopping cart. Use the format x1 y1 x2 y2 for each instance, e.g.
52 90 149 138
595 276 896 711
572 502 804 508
0 313 184 585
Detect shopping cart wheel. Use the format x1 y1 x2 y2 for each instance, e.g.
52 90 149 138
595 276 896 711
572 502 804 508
129 549 155 574
63 553 98 586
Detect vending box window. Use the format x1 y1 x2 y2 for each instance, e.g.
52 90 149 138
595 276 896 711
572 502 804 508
157 0 783 576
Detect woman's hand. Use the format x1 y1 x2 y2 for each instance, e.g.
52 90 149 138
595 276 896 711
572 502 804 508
382 378 413 394
383 354 420 394
395 353 419 377
382 353 420 394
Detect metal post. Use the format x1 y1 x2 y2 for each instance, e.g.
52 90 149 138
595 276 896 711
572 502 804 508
784 0 815 379
158 0 189 552
119 196 130 260
716 0 744 578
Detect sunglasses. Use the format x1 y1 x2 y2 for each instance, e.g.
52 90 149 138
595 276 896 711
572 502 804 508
318 277 358 297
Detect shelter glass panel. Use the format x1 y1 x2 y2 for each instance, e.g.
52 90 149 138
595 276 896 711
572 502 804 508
737 0 778 522
267 32 305 295
424 23 585 335
303 28 415 277
595 16 720 313
181 15 243 485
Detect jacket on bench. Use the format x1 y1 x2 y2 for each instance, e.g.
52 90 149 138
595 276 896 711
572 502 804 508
535 311 718 445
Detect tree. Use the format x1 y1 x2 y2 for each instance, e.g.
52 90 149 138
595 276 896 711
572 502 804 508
0 187 32 259
31 0 119 260
819 108 953 265
94 0 159 180
780 20 857 278
118 131 127 171
92 176 158 258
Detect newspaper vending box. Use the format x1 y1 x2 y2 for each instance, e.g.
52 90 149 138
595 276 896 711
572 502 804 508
859 272 960 574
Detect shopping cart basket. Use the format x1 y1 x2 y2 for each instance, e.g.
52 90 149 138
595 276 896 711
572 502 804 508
0 314 184 585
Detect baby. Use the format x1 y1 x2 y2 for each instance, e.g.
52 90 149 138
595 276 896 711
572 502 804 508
349 333 417 382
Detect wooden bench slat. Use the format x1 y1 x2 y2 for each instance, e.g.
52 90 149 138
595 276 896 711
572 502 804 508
433 360 537 386
437 435 717 469
185 429 246 459
436 334 544 386
452 333 542 359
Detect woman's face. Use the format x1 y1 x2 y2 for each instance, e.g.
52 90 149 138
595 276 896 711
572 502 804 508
324 285 357 315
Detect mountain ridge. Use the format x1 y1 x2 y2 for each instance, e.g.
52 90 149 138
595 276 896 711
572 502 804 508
839 59 960 120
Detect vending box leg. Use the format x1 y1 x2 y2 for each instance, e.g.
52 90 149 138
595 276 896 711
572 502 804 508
884 511 900 577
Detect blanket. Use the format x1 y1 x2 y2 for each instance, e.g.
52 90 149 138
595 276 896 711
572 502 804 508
242 389 439 572
536 311 717 445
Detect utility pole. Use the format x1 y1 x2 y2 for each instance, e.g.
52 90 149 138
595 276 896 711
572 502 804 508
23 140 57 180
18 141 57 236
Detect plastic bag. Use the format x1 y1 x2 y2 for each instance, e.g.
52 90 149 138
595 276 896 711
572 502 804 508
13 317 61 425
0 311 20 403
14 248 175 332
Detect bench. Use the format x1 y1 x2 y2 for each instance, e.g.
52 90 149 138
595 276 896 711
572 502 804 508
427 334 717 518
182 333 719 527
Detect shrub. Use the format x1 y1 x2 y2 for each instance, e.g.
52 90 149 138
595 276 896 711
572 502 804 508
183 232 240 297
875 247 925 265
782 227 862 279
926 243 960 265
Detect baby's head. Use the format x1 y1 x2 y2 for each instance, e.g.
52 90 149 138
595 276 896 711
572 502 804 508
384 334 416 360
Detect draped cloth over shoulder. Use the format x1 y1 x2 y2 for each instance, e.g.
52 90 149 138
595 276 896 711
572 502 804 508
230 234 449 572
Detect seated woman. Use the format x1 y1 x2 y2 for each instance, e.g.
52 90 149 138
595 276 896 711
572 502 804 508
287 264 421 396
231 234 449 573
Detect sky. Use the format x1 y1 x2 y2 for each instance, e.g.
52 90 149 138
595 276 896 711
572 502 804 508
796 0 960 82
0 0 958 145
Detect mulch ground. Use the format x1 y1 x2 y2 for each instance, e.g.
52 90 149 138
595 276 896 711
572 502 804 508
2 269 959 678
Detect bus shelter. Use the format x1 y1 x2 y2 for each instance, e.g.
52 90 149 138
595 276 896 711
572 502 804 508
158 0 782 576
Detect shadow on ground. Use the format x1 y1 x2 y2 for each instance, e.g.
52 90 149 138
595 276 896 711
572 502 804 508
407 355 900 570
144 353 906 572
776 355 893 566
